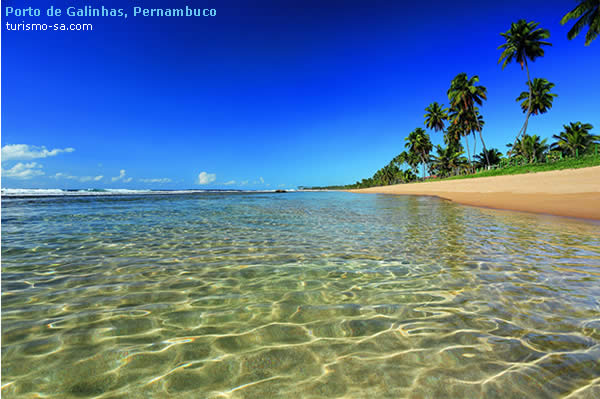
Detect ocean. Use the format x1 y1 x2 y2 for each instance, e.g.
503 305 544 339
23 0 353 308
2 191 599 398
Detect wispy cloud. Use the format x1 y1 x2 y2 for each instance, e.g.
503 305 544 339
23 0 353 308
1 144 74 162
52 173 103 182
111 169 132 183
223 180 236 185
139 178 171 183
197 171 216 185
259 176 265 184
1 144 75 180
240 180 249 186
1 162 44 179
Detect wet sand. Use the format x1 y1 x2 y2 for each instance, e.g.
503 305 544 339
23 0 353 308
347 166 600 220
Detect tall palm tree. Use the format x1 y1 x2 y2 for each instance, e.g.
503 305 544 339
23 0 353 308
448 107 471 167
447 106 485 172
551 122 598 156
498 20 551 152
424 102 448 133
463 107 486 164
447 73 490 168
444 120 463 152
561 0 600 45
405 128 433 180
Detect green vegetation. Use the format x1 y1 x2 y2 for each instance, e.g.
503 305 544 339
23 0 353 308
308 152 600 190
308 15 598 191
552 122 598 157
498 20 551 151
320 123 599 190
561 0 600 45
405 128 432 179
447 73 488 169
441 154 600 181
515 78 557 115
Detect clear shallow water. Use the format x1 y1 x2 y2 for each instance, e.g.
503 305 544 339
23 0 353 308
2 192 600 398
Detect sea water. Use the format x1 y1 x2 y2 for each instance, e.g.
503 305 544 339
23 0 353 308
2 191 599 398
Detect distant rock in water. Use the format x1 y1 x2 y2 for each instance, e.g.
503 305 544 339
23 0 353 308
275 190 287 193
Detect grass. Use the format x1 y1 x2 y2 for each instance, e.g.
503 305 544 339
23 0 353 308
437 154 600 181
306 154 600 190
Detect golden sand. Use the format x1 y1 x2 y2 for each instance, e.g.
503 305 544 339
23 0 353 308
347 166 600 220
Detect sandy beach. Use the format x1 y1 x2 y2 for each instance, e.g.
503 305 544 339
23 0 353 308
347 166 600 220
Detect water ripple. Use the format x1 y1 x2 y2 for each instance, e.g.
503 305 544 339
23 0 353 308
2 192 600 398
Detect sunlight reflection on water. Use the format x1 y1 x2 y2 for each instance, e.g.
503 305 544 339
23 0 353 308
2 192 600 398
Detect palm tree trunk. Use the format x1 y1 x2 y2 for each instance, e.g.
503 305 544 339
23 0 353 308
509 58 533 156
479 131 490 168
464 136 472 173
474 116 490 168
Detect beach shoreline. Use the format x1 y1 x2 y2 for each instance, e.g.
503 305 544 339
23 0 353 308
345 166 600 221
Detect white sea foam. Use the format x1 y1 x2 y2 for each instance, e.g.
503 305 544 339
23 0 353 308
0 188 289 197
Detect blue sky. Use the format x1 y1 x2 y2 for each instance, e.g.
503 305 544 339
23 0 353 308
2 0 599 189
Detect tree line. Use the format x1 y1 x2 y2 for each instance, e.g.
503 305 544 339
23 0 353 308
339 4 599 189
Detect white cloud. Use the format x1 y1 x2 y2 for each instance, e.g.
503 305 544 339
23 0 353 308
278 184 286 187
52 173 103 182
2 162 45 179
259 176 265 184
139 178 172 184
93 175 103 181
123 177 132 183
240 180 248 186
197 171 216 185
223 180 236 185
1 144 74 162
111 169 127 182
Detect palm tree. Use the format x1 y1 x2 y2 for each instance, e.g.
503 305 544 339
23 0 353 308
551 122 598 156
444 120 463 152
391 151 418 182
463 107 486 164
392 151 408 167
561 0 600 45
405 128 433 180
393 150 420 175
382 163 399 185
498 20 551 152
474 148 503 168
516 78 557 115
447 107 471 167
508 134 549 163
424 102 448 133
522 134 549 163
402 169 417 183
447 73 490 168
430 145 467 177
447 106 485 172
